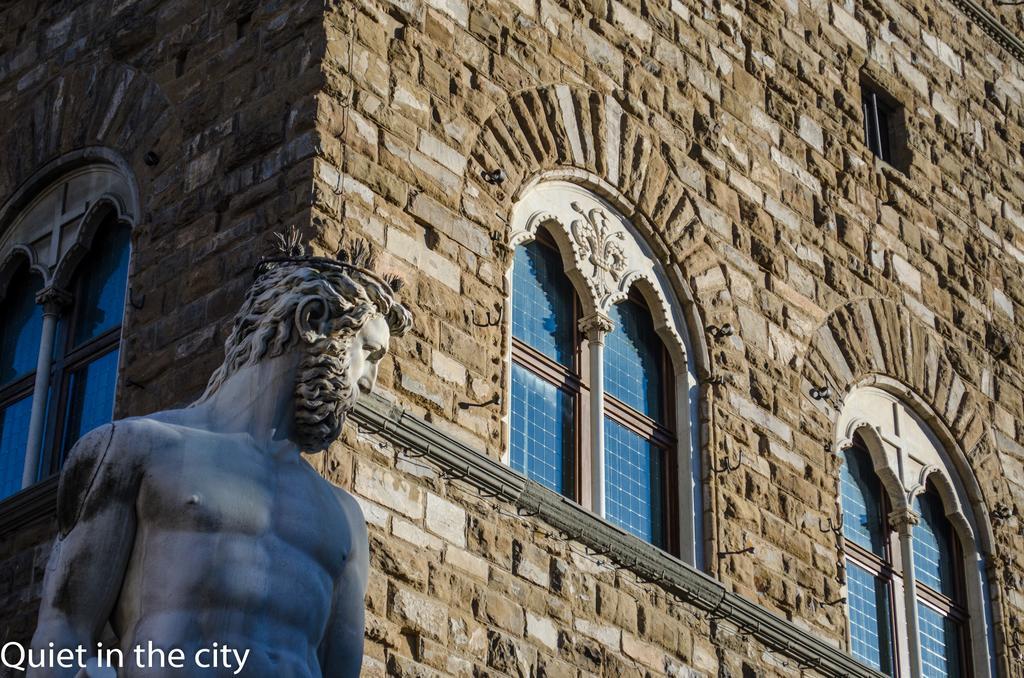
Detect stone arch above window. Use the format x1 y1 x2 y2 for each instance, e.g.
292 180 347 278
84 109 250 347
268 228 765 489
836 384 995 678
509 180 690 366
0 159 136 503
505 179 702 566
0 161 137 292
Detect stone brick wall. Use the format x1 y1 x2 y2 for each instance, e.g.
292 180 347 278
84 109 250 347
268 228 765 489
1 0 1024 676
309 0 1024 676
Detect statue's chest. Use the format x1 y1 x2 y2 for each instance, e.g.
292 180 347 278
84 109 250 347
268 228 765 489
139 448 349 569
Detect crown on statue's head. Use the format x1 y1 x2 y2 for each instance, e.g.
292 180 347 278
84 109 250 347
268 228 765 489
255 226 405 294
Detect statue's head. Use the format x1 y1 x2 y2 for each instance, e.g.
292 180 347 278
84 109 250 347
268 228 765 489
200 232 413 450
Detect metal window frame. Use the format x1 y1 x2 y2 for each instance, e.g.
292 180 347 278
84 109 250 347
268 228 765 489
861 85 894 164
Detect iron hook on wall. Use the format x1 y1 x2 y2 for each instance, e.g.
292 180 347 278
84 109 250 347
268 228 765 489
458 393 500 410
818 513 844 535
472 305 503 327
717 544 755 559
714 452 742 474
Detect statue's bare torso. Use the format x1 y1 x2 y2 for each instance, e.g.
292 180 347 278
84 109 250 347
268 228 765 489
117 415 361 677
31 408 368 678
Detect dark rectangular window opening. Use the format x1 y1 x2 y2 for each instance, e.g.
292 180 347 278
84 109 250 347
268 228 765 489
236 13 252 40
860 83 910 173
175 49 188 78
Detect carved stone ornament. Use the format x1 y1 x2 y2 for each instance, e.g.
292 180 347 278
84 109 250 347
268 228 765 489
28 232 412 678
578 311 615 341
569 201 628 297
888 507 920 532
34 285 72 310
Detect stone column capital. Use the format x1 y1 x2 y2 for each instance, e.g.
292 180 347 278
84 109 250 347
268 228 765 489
888 507 919 533
35 285 72 314
578 311 613 341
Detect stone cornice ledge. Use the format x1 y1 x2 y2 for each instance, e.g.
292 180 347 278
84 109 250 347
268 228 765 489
950 0 1024 63
354 394 884 678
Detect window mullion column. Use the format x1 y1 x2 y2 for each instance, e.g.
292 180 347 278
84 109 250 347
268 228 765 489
21 286 70 489
580 312 612 517
891 507 923 678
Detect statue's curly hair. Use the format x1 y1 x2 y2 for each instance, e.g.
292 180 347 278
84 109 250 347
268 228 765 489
199 253 412 402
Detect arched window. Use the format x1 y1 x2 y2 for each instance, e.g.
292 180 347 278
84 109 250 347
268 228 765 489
50 222 131 463
506 180 701 563
510 232 580 495
914 488 966 678
836 385 994 678
0 162 136 500
604 296 674 548
840 443 896 675
0 262 44 498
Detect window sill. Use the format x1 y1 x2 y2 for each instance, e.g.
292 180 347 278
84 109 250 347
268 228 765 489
353 393 886 678
875 161 923 199
0 475 58 536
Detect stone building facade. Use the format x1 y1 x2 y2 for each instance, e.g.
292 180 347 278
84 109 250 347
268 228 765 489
1 0 1023 677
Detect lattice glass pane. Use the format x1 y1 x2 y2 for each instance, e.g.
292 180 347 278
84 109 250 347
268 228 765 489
0 269 43 386
511 238 575 366
605 417 663 546
840 447 887 556
846 561 894 675
510 363 574 495
0 395 33 500
914 491 956 597
61 349 119 458
919 603 962 678
605 300 665 422
71 223 130 348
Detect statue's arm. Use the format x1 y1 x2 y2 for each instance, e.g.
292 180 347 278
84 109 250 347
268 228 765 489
29 423 141 677
319 496 369 678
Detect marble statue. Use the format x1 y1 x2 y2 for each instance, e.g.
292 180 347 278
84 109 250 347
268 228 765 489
28 233 412 678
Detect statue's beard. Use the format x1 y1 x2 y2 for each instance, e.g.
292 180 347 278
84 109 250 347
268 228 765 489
292 333 358 451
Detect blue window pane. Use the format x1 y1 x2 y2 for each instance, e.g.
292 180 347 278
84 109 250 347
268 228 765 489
846 561 894 675
71 224 130 347
0 270 44 385
512 239 575 366
605 300 665 422
840 447 887 556
0 395 33 500
914 491 956 596
510 363 574 494
61 349 119 456
605 418 663 545
919 604 962 678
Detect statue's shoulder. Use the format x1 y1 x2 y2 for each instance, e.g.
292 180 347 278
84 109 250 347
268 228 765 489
327 484 368 538
55 417 176 535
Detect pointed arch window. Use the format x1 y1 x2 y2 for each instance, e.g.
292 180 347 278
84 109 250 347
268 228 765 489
506 180 701 564
50 222 131 463
604 296 674 548
0 263 44 498
836 386 995 678
840 443 897 676
0 163 135 501
510 232 580 495
914 488 967 678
